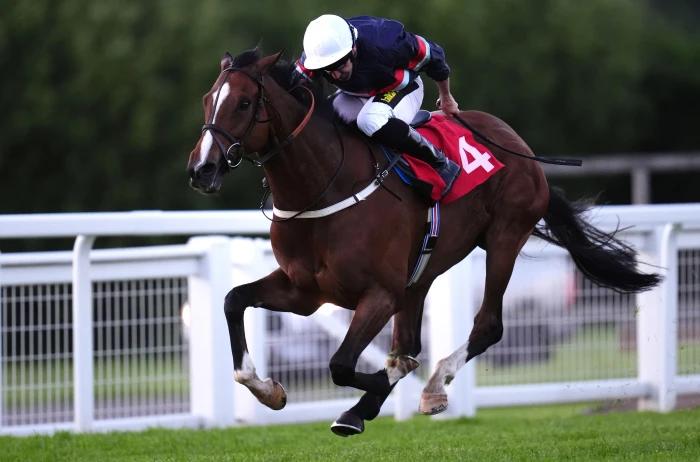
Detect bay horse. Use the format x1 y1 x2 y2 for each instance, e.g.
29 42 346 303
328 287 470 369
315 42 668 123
186 49 660 436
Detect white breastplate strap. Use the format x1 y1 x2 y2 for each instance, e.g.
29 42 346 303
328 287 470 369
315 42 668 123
272 180 382 219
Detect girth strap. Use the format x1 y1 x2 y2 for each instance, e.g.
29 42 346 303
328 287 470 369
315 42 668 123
407 203 440 286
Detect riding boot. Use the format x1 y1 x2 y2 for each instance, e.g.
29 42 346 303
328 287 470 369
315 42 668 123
402 126 461 197
372 118 461 199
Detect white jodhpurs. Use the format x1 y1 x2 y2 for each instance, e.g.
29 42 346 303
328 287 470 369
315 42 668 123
332 77 424 136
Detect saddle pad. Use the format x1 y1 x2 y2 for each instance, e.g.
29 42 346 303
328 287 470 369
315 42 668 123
403 114 505 204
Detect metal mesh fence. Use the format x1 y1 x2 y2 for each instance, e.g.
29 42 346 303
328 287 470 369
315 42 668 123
2 238 699 429
1 284 74 426
1 278 190 427
93 278 189 420
678 249 700 376
477 253 638 386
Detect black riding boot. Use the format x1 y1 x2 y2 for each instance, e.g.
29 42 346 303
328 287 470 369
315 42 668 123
403 126 462 197
373 118 461 198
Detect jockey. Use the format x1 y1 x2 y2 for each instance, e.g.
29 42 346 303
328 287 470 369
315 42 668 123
295 14 461 197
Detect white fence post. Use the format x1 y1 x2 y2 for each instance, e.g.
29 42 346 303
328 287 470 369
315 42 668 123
73 235 96 431
428 255 477 418
637 224 678 412
187 236 236 427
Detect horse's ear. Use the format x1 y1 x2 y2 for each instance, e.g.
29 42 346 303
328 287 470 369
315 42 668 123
220 52 233 71
256 51 283 73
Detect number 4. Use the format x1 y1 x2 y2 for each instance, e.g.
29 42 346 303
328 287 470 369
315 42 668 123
458 136 494 173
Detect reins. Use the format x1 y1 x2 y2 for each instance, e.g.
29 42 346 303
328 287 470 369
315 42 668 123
252 84 316 166
260 120 348 222
452 113 582 167
204 61 398 222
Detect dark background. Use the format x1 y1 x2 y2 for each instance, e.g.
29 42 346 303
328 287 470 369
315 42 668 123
1 0 698 218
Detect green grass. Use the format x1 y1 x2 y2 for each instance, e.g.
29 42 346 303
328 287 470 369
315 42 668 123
2 404 700 461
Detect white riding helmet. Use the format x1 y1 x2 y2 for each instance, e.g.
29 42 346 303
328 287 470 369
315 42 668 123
302 14 356 70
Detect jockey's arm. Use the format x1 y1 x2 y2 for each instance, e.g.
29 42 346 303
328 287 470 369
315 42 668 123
389 27 460 116
435 78 459 116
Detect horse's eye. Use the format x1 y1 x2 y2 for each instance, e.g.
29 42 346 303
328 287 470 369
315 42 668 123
238 99 251 111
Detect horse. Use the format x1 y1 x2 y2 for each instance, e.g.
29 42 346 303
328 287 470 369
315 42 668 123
186 48 660 436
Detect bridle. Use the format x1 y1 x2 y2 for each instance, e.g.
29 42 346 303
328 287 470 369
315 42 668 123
198 59 375 223
201 65 315 169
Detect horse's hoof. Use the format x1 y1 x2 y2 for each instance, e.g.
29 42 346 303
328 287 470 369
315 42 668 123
419 392 448 415
267 379 287 410
256 379 287 410
330 411 364 437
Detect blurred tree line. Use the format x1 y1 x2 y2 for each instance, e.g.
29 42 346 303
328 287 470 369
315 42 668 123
1 0 699 217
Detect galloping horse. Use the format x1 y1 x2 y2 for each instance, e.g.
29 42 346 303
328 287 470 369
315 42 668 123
186 49 660 436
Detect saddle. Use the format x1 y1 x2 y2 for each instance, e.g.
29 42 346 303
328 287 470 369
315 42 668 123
386 111 504 204
409 109 432 128
398 110 504 285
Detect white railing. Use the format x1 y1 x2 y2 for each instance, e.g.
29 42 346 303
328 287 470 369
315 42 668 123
1 205 699 435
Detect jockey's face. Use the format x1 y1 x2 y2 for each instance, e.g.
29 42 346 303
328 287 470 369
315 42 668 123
327 58 353 81
324 49 355 82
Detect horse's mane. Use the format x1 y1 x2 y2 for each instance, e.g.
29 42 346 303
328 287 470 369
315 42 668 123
232 48 336 122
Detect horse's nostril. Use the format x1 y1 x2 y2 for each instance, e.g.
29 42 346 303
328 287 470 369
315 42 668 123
190 163 217 187
198 163 217 178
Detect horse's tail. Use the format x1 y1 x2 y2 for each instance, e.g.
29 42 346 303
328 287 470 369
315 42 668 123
532 186 661 293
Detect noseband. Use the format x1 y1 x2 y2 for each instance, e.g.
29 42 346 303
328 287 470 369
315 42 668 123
201 66 315 168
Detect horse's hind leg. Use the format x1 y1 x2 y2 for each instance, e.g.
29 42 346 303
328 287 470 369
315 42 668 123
225 268 321 410
331 286 428 436
420 232 529 415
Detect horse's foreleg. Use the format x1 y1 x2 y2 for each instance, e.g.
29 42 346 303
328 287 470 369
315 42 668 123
420 235 526 415
331 354 418 437
225 268 321 410
331 289 427 436
328 286 398 396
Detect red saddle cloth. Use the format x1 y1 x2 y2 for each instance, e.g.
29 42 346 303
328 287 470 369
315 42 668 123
403 114 505 204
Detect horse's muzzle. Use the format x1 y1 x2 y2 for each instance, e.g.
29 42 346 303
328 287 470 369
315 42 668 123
188 163 221 194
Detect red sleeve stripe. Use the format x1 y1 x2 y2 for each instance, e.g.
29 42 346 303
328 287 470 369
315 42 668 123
407 35 431 71
295 60 315 79
375 69 411 95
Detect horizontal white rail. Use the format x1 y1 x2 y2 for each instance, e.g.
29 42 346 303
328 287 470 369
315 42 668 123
1 414 203 437
0 245 201 284
475 380 652 408
676 375 700 395
0 210 270 238
584 204 700 231
1 205 700 240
